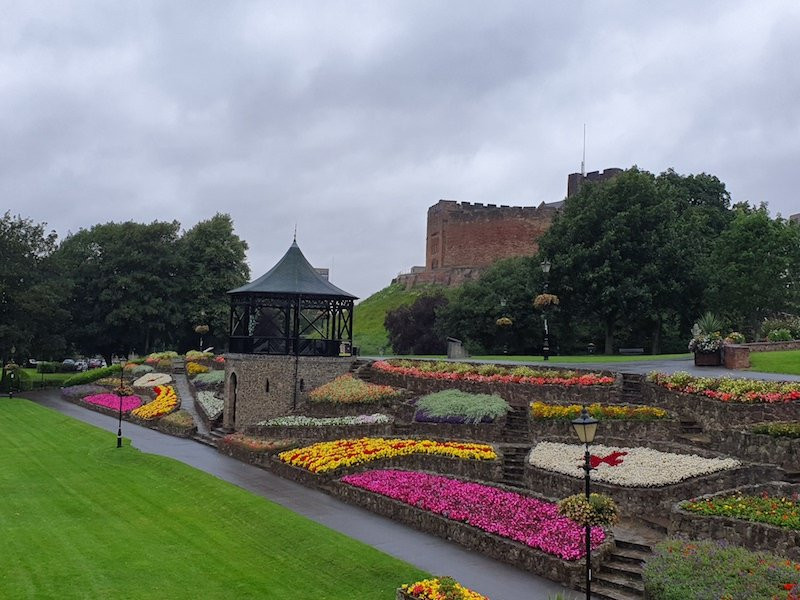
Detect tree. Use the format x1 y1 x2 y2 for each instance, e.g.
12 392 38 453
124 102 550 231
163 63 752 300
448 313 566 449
705 204 800 337
177 214 249 351
539 168 698 354
56 221 184 362
0 212 68 362
385 292 449 354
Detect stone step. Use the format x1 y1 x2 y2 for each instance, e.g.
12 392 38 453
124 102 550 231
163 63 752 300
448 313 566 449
602 558 644 580
192 433 217 448
594 570 644 594
676 433 712 445
587 581 643 600
616 539 654 554
784 471 800 483
610 547 651 566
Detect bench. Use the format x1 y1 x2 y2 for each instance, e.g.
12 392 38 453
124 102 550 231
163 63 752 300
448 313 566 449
618 347 645 355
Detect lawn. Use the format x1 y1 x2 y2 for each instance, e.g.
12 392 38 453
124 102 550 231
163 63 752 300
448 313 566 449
749 350 800 375
0 398 427 599
20 368 73 386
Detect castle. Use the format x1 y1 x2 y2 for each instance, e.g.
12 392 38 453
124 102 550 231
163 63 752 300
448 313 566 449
395 168 622 287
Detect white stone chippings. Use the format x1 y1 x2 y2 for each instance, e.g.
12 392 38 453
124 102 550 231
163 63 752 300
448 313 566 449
528 441 741 488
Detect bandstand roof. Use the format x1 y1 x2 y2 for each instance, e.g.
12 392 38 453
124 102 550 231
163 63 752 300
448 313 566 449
228 240 357 299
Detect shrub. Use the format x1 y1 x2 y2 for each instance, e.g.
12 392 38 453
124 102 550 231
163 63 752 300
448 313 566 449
62 364 122 387
36 361 60 373
415 390 510 424
751 422 800 438
643 539 800 599
558 493 619 527
762 315 800 340
767 328 793 342
192 370 225 388
131 364 154 377
186 362 210 376
309 374 401 404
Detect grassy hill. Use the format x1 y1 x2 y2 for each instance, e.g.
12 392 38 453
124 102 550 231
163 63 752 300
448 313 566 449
353 282 447 356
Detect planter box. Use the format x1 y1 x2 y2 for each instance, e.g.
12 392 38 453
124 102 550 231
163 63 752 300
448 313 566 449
669 482 800 560
694 351 721 367
524 462 782 519
333 480 614 589
641 382 800 431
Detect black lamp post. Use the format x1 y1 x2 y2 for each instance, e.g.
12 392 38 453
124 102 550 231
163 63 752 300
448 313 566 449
117 353 125 448
540 259 551 360
572 405 598 600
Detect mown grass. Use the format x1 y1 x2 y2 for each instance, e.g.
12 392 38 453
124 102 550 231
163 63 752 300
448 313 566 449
0 398 427 599
749 350 800 375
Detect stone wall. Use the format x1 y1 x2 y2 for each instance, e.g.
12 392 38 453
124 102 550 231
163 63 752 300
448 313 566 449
243 422 395 441
669 482 800 560
640 382 800 430
369 368 619 408
708 428 800 471
746 340 800 352
224 354 354 429
531 418 683 444
334 481 613 589
406 419 506 442
524 463 782 519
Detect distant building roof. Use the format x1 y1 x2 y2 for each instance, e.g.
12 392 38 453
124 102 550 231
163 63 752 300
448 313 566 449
228 240 357 299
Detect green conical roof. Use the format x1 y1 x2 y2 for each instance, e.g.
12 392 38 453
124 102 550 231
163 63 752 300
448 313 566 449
228 240 357 299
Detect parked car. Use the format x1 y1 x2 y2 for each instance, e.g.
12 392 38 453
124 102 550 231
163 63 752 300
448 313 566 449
88 358 106 369
61 359 76 371
74 360 88 372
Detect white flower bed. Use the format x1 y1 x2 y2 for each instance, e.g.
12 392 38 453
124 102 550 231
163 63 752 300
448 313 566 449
528 441 741 488
196 390 223 420
133 372 173 387
257 414 393 427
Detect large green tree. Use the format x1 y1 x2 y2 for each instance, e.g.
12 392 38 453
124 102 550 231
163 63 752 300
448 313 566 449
705 204 800 336
56 221 185 361
177 213 249 351
0 212 68 362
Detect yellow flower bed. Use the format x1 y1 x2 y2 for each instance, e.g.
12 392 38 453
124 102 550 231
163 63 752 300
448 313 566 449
401 577 489 600
131 385 179 420
531 401 667 421
279 437 496 473
186 361 210 376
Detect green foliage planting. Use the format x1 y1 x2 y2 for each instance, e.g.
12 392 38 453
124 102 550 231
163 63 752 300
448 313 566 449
309 374 401 404
415 390 510 424
192 370 225 386
762 315 800 341
751 422 800 438
682 492 800 530
0 398 426 598
36 361 60 373
768 328 794 342
131 364 154 377
62 364 122 387
557 493 619 527
643 539 800 599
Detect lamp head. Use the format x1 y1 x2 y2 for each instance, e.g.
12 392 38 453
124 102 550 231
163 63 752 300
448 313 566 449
540 259 551 274
571 405 598 444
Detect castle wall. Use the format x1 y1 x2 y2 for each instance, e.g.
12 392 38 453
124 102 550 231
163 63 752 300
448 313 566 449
425 201 558 271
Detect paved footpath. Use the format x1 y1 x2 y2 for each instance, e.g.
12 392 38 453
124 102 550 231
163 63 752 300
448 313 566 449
23 389 578 600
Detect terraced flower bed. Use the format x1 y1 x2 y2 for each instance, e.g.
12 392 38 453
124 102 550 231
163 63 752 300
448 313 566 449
84 393 143 413
670 482 800 561
525 441 777 518
245 414 395 441
647 371 800 403
195 390 224 420
279 438 497 474
335 470 612 587
708 424 800 471
131 385 179 420
369 360 617 406
643 539 800 599
310 374 402 404
398 577 488 600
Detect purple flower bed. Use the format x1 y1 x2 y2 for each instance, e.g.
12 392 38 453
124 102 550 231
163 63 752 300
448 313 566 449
61 384 107 400
84 393 143 413
413 410 493 424
341 469 604 560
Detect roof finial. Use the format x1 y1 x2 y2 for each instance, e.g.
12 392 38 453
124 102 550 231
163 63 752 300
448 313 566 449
293 223 297 243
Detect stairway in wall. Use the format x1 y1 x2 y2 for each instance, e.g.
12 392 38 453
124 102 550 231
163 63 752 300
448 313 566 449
499 444 530 487
503 405 530 443
590 539 650 600
620 373 643 403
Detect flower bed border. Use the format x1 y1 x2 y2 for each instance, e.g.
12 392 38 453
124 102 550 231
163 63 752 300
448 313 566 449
334 476 614 588
641 382 800 430
707 427 800 471
243 422 395 441
669 482 800 561
524 462 782 519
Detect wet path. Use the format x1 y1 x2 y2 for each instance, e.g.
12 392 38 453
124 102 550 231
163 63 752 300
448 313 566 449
22 389 577 600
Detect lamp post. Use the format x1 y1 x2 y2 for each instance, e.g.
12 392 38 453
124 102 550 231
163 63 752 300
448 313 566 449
540 259 551 360
117 353 125 449
572 405 599 600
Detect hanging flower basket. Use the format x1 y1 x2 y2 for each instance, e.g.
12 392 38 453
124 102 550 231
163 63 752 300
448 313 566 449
533 294 559 310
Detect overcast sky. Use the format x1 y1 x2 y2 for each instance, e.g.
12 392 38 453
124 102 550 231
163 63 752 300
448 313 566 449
3 1 799 299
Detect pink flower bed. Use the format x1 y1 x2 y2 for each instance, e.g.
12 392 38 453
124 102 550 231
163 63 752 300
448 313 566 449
84 393 143 413
341 469 605 560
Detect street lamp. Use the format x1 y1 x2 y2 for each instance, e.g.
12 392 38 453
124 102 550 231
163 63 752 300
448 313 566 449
540 259 551 360
117 353 125 449
572 405 599 600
